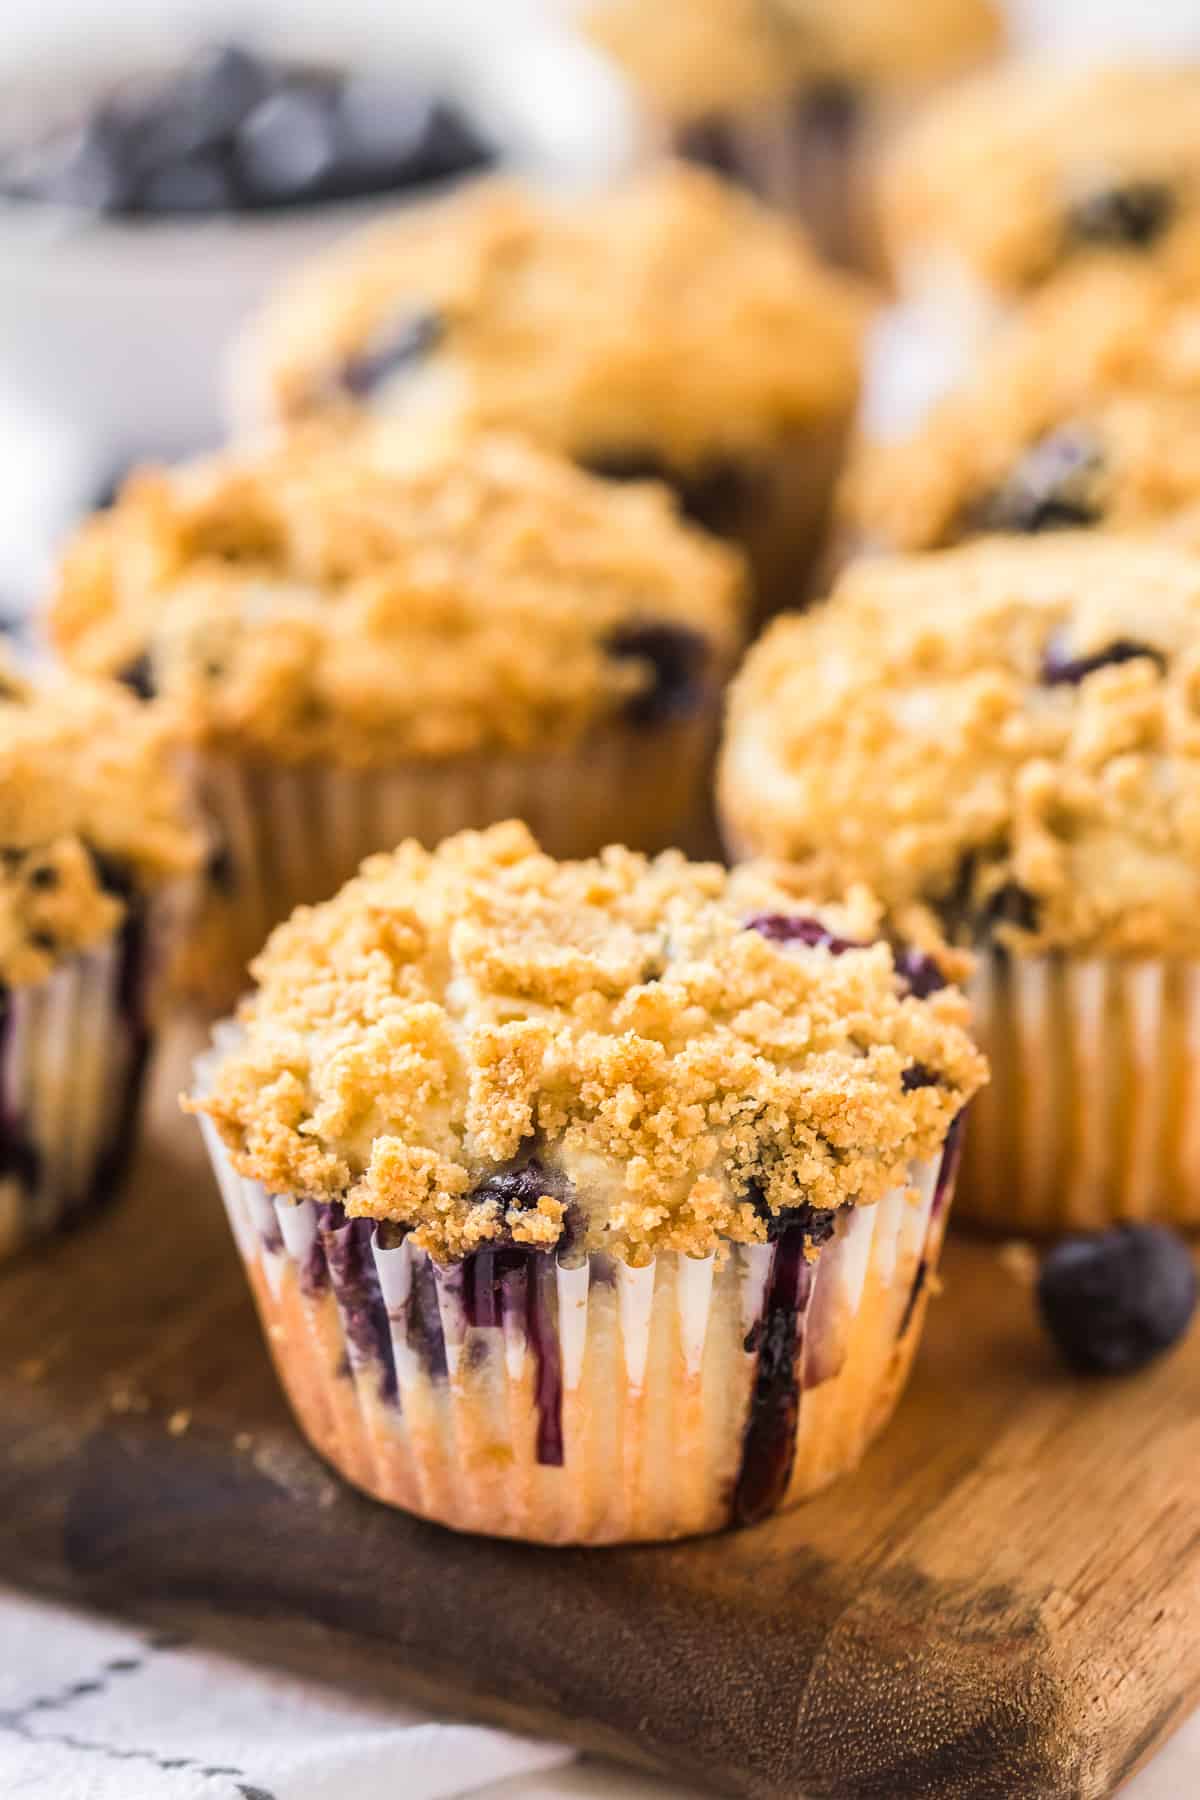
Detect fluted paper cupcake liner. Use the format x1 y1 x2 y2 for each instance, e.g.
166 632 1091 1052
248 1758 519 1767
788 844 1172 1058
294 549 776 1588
181 716 722 1001
960 952 1200 1235
0 894 176 1259
196 1039 962 1543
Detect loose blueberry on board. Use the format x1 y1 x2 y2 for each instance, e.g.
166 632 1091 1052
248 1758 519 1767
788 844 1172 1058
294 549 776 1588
968 427 1105 536
1041 636 1167 687
1067 180 1175 250
606 623 709 727
1037 1224 1197 1375
744 913 865 955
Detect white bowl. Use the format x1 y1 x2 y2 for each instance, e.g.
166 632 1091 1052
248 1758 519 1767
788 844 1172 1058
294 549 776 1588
0 18 633 591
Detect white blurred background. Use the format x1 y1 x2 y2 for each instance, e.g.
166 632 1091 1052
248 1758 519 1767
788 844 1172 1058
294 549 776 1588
0 0 1199 598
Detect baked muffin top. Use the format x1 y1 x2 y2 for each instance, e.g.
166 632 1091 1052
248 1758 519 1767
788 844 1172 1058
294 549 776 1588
882 63 1200 296
720 536 1200 958
236 166 867 464
189 820 984 1264
845 386 1200 554
586 0 1000 120
51 426 745 768
0 660 199 986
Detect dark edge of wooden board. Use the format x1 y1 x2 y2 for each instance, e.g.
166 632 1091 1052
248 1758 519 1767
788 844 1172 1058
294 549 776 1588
1 1029 1198 1799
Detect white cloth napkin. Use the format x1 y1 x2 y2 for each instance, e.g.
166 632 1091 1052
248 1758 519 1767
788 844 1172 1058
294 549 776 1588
0 1583 1194 1799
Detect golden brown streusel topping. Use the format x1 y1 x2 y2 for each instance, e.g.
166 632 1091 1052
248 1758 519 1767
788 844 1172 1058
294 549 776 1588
188 821 984 1264
844 387 1200 554
882 63 1200 294
50 426 744 767
0 660 200 985
719 536 1200 958
587 0 999 119
238 166 867 459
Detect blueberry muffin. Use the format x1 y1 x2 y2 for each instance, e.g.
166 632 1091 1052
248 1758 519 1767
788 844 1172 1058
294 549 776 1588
188 820 984 1543
234 165 868 623
586 0 1001 270
876 64 1200 417
0 661 199 1255
848 223 1200 523
51 426 744 994
720 535 1200 1235
844 387 1200 557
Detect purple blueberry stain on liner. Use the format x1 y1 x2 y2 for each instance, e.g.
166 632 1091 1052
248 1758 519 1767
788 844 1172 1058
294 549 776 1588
317 1204 398 1404
732 1224 816 1527
897 1114 965 1341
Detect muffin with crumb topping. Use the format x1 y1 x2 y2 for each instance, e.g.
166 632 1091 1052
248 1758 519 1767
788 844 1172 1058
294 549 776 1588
586 0 1000 270
233 165 868 623
720 535 1200 1234
876 64 1200 422
844 385 1200 558
50 425 744 996
0 660 199 1255
188 820 984 1544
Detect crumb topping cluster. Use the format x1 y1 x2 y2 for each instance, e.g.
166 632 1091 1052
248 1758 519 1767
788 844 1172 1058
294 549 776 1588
882 63 1200 294
0 660 199 985
845 386 1200 554
189 821 983 1264
720 537 1200 957
239 166 867 463
587 0 999 119
51 426 744 767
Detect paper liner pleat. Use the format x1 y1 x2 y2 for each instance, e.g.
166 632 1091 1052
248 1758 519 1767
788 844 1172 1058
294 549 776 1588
197 1080 956 1542
960 952 1200 1234
183 718 722 997
0 925 154 1259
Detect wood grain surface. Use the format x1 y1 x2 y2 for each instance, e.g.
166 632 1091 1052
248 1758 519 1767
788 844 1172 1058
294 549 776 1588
1 1023 1198 1800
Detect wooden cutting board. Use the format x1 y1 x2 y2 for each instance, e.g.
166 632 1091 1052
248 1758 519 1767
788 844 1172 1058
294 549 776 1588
1 1023 1198 1800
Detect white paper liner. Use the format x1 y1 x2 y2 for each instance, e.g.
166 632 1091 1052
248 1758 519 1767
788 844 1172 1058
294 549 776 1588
961 951 1200 1234
182 717 722 996
0 889 177 1259
195 1035 959 1543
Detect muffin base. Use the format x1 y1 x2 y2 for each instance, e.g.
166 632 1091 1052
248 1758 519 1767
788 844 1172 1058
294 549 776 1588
960 951 1200 1235
181 714 722 1002
194 1073 960 1544
588 420 851 627
0 910 158 1258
